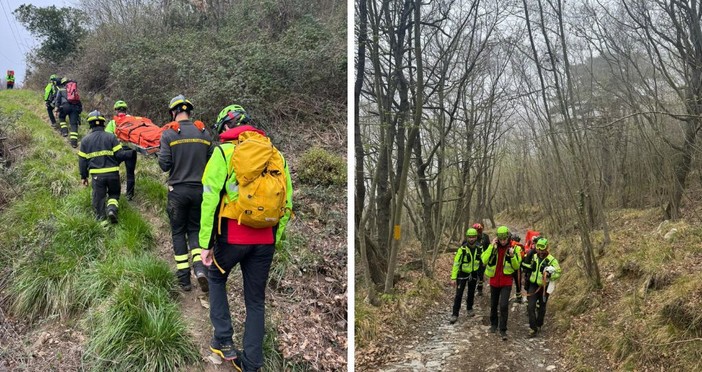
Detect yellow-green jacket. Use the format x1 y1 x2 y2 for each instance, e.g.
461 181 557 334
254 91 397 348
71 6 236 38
198 127 293 249
44 82 57 102
481 242 521 278
451 243 481 279
523 253 561 286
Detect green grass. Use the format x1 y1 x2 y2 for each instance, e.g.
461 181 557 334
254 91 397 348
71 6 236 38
84 282 198 371
0 90 201 370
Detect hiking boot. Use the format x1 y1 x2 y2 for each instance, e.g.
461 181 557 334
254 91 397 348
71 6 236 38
528 328 538 338
61 128 68 137
70 140 77 148
178 274 192 291
500 330 508 340
126 192 134 201
466 309 474 317
515 296 523 304
210 338 239 362
449 315 458 324
489 326 497 333
196 269 209 293
107 210 118 224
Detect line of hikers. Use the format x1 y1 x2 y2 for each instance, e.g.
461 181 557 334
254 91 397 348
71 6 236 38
450 224 562 340
45 73 293 372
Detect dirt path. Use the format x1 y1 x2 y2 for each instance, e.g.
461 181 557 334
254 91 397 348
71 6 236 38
377 286 562 372
138 198 239 371
378 225 563 372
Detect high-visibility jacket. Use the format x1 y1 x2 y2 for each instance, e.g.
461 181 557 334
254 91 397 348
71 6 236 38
451 242 481 279
481 242 521 278
44 82 57 102
522 252 561 286
198 125 293 249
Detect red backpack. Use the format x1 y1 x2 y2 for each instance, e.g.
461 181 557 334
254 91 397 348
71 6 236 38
66 81 80 103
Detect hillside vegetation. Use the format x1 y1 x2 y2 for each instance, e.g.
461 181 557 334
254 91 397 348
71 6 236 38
1 0 347 369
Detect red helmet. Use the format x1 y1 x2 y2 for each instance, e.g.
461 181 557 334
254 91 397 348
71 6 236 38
472 223 483 233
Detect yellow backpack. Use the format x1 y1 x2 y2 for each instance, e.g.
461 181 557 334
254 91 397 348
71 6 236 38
219 131 287 228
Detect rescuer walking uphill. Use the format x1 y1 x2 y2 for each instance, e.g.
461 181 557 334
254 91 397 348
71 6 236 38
159 95 214 292
78 111 134 225
199 104 293 371
522 238 561 337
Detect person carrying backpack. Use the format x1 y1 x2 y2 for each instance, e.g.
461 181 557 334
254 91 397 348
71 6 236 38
53 77 83 148
106 100 137 200
78 111 132 226
43 74 60 128
449 228 483 324
198 104 293 371
159 95 214 292
481 225 521 340
6 71 14 89
510 234 526 303
522 238 561 338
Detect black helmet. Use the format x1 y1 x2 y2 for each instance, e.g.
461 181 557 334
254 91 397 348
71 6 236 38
87 110 106 127
168 94 194 114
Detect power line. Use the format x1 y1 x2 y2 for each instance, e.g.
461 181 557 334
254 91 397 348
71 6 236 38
0 0 26 56
4 0 30 53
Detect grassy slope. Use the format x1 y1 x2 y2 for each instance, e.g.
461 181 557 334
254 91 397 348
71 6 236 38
0 90 348 370
546 207 702 371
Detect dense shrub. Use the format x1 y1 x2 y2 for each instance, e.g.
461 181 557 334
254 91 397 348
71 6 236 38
298 146 346 186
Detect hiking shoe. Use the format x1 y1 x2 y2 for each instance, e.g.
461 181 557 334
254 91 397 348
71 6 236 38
196 270 209 293
449 315 458 324
500 331 508 340
466 309 474 317
70 140 77 148
489 326 497 333
528 329 538 338
107 210 118 224
210 339 239 362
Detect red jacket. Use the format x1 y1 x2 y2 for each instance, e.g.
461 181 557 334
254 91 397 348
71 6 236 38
489 242 514 288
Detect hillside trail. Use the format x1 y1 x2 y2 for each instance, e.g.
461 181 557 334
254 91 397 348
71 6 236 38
136 195 239 371
378 226 565 372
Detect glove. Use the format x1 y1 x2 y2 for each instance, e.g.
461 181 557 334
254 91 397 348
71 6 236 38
545 266 556 274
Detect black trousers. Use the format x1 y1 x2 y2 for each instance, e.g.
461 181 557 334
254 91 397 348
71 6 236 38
167 184 203 280
58 103 81 143
209 243 274 371
526 282 549 330
91 172 120 220
490 285 512 331
46 102 56 125
452 273 478 316
122 149 136 196
476 266 485 292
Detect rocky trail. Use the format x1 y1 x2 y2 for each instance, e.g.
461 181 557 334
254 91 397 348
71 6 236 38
378 286 563 372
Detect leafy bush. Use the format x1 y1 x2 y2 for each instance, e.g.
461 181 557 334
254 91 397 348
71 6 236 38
297 146 346 186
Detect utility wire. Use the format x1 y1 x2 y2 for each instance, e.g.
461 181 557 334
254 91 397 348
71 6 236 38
0 0 26 56
4 0 31 53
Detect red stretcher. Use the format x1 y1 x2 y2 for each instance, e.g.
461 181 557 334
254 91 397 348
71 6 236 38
113 115 162 155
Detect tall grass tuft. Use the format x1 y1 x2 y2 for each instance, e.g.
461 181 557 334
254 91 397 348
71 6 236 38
84 282 199 371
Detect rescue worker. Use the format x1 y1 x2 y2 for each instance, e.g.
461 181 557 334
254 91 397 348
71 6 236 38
6 71 14 89
449 228 483 324
159 95 213 292
199 104 293 371
53 77 82 148
43 74 60 128
78 110 133 225
481 225 521 340
106 100 137 200
522 238 561 337
473 223 490 296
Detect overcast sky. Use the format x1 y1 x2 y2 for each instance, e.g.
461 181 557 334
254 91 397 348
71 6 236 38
1 0 71 86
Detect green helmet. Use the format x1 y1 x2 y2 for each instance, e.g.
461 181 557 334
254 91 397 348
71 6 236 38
214 104 251 133
49 74 57 81
113 100 128 110
536 238 548 250
496 226 510 239
87 110 106 126
466 228 478 237
168 94 193 113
